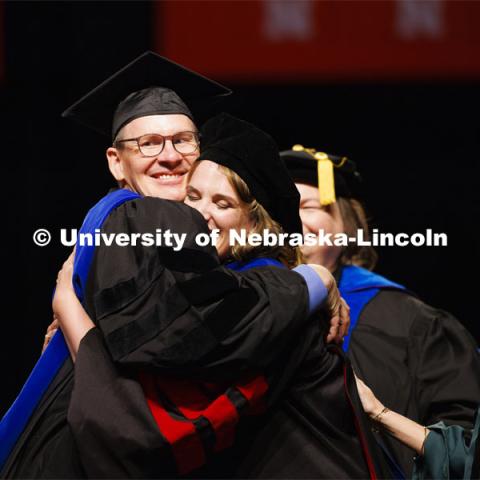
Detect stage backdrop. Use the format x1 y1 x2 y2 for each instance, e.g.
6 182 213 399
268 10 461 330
156 0 480 82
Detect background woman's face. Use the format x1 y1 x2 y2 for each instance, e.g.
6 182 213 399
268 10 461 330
185 160 252 260
296 183 345 272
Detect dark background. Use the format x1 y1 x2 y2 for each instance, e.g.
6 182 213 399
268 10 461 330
1 1 479 416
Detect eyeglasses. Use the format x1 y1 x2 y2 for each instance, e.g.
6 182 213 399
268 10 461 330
115 131 200 156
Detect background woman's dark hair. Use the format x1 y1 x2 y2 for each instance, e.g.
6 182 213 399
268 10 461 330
337 197 378 271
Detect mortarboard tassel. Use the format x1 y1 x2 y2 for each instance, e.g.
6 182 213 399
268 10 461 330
292 144 336 206
314 152 336 206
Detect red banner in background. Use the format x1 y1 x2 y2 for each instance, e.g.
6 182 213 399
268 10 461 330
155 0 480 82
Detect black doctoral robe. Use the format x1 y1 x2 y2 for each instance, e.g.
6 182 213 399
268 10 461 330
2 198 391 478
343 266 480 477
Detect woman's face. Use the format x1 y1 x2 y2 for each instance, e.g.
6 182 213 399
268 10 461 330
296 183 345 272
185 160 252 261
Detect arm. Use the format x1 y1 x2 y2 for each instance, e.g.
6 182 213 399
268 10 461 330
49 245 345 370
52 252 94 362
67 287 339 477
355 376 429 455
356 376 480 479
82 197 344 375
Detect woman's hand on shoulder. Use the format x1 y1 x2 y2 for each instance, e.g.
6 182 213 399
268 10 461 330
52 249 78 321
44 249 77 354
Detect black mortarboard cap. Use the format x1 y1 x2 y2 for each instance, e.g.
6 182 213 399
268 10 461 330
62 51 232 140
281 146 362 203
198 113 302 235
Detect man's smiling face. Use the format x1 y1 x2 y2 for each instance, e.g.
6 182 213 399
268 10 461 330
107 114 199 201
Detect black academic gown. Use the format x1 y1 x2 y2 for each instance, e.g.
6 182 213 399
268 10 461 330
2 198 336 478
66 198 391 478
67 324 388 479
2 198 388 478
342 266 480 477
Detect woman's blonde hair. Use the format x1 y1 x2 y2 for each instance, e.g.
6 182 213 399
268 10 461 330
188 162 302 268
337 197 378 271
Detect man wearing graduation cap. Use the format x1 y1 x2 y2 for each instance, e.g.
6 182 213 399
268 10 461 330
0 53 345 478
283 145 480 477
51 113 384 479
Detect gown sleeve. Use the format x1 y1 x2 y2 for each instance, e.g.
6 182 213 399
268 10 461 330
412 407 480 480
410 302 480 428
82 196 312 377
68 307 377 479
68 327 178 478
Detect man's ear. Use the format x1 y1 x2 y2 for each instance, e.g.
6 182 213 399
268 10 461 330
106 147 125 183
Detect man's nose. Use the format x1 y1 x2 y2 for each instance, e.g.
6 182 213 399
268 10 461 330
157 140 183 163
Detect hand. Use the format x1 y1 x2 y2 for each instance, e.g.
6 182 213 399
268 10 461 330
354 375 384 418
306 264 350 344
42 316 59 353
51 248 96 361
52 249 77 321
355 375 429 454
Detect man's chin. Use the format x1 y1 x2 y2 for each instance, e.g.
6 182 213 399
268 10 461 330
125 178 186 201
147 186 186 201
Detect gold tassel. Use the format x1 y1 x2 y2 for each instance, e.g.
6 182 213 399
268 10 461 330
292 145 336 205
315 152 336 205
